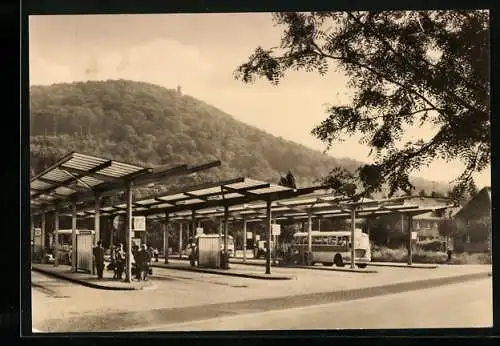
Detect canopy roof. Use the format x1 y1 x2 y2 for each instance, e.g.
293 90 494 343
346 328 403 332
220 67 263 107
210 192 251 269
30 151 221 214
59 177 329 217
30 152 151 211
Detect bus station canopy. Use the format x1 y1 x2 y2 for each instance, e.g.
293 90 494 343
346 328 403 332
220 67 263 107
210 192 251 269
30 151 222 215
143 192 454 224
58 177 330 218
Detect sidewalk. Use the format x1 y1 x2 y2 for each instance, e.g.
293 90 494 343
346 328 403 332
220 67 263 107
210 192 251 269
231 257 438 270
230 258 378 273
152 259 295 280
31 264 156 291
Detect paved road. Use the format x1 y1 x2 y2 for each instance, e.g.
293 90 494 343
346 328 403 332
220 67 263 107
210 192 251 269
31 265 491 332
135 278 493 331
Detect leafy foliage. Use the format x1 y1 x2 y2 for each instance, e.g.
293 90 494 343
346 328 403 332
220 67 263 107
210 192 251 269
278 169 297 188
235 11 490 197
30 80 449 199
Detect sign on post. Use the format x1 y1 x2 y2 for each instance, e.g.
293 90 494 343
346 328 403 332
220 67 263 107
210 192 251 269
196 227 204 235
411 231 418 240
246 231 253 239
271 224 281 236
34 228 42 237
112 215 122 230
133 216 146 231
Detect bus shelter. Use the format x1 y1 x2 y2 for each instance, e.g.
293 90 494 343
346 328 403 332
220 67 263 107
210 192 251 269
67 176 330 274
143 193 453 268
30 151 221 282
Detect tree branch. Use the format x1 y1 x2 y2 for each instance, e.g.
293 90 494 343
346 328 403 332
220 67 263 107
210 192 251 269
346 11 487 117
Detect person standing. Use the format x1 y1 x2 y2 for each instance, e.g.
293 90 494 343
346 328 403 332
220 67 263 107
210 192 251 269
114 243 125 280
92 240 105 280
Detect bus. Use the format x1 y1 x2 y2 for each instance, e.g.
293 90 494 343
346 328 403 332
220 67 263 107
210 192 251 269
185 234 235 257
292 230 371 268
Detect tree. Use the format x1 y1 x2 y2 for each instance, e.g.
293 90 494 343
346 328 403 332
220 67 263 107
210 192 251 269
438 219 461 240
235 11 490 198
279 169 298 188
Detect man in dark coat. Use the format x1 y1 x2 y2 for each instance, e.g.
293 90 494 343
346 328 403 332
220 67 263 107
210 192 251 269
92 240 105 279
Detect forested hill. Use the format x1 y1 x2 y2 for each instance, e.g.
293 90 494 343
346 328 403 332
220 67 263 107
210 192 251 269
29 79 449 197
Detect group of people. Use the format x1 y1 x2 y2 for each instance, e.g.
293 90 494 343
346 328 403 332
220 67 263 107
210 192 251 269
94 241 160 281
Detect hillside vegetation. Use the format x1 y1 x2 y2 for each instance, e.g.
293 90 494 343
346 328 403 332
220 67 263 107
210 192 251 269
29 79 449 197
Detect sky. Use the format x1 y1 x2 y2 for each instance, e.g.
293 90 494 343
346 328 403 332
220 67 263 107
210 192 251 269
28 13 491 189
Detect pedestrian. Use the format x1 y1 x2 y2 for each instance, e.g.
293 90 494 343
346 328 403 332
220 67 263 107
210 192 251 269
132 244 140 280
153 247 159 262
114 243 125 280
137 244 151 281
92 240 105 280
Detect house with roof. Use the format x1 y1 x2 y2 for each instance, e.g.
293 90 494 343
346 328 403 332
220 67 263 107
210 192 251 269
452 186 492 253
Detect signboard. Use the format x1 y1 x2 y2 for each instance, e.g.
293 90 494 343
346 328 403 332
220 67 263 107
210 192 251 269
246 231 253 239
411 231 418 240
132 238 141 247
255 234 260 241
133 216 146 231
196 227 204 235
34 229 42 237
272 224 281 236
112 215 122 230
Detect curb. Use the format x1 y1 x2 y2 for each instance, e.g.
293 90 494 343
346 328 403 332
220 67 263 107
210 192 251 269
151 264 294 280
32 267 144 291
230 260 377 274
368 263 438 269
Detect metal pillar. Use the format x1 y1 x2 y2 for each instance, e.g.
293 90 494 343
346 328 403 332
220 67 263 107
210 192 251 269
164 213 169 264
94 195 101 245
223 205 229 269
307 213 312 266
243 219 247 262
53 207 59 266
265 199 272 274
218 217 222 267
41 212 46 254
71 201 77 272
110 217 114 248
407 214 413 265
350 208 356 269
191 210 196 241
318 218 321 232
178 223 183 259
125 182 133 283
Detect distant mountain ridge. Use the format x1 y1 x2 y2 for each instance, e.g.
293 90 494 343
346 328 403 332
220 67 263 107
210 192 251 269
29 79 450 197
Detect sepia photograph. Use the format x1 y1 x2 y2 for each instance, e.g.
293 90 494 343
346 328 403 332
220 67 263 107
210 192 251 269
27 10 492 333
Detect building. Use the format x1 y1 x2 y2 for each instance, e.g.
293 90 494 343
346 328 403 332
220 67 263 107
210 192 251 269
452 186 492 253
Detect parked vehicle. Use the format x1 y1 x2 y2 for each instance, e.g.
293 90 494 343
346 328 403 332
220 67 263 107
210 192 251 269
291 230 371 268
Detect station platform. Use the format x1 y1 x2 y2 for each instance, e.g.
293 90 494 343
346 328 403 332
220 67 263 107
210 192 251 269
31 263 156 291
152 259 295 280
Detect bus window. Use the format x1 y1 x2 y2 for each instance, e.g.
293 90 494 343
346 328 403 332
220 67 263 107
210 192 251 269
331 236 337 245
312 237 324 245
340 236 349 246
